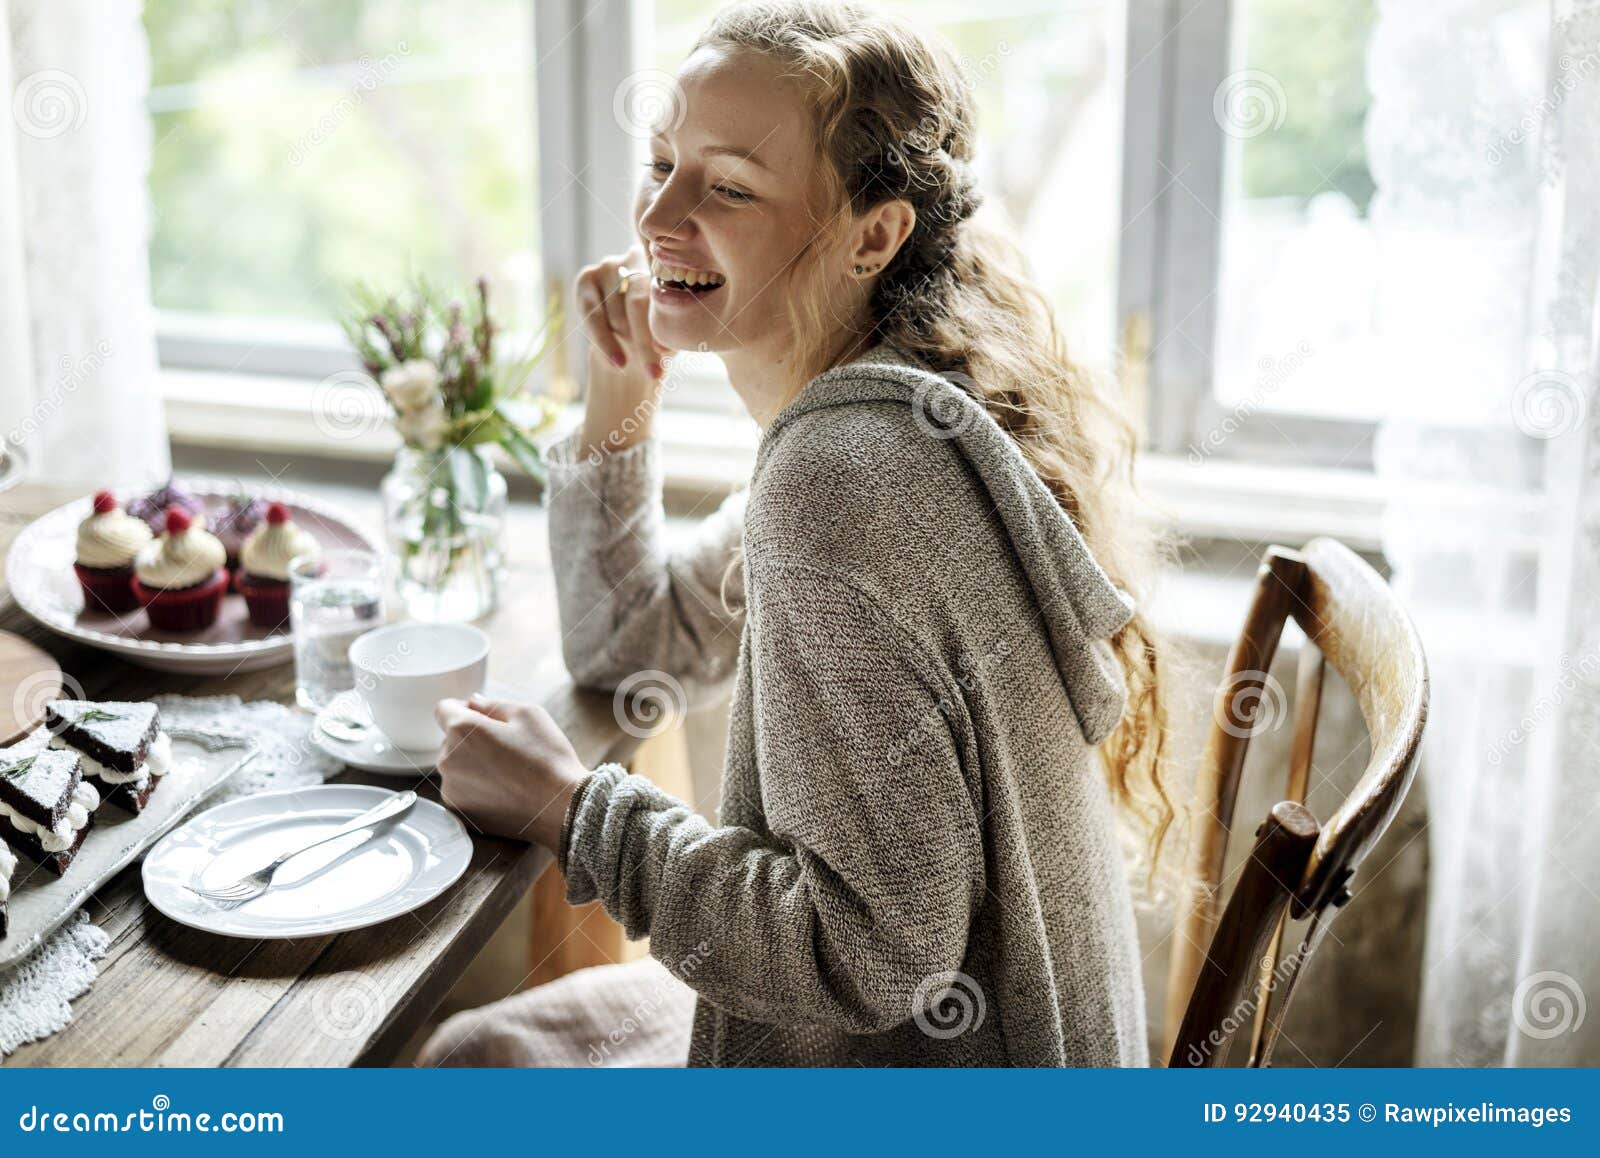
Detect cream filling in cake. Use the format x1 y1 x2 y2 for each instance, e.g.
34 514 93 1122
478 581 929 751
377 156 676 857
0 780 100 852
0 840 16 901
49 729 172 788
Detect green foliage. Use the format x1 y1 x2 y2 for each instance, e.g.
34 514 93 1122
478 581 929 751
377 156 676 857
494 402 549 484
1237 0 1377 212
143 0 537 325
0 755 35 781
447 445 490 511
341 275 559 493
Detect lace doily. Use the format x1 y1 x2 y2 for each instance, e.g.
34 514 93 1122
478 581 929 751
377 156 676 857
152 694 343 805
0 694 339 1056
0 914 107 1057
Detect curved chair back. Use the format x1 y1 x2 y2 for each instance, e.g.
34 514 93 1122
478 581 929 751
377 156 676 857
1164 538 1428 1067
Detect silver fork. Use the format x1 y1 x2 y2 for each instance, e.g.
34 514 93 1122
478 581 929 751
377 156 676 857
190 790 418 905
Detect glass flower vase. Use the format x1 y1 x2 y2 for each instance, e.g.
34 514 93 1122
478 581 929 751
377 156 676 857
380 444 507 622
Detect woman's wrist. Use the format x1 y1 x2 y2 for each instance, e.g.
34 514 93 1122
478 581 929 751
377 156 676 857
554 768 600 874
531 760 589 854
580 345 661 460
581 405 654 461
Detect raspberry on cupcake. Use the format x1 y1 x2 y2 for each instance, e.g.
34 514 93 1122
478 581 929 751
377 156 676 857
131 507 229 632
72 491 153 615
237 502 320 629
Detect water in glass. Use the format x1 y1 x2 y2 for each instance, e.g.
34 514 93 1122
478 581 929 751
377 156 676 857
290 549 385 712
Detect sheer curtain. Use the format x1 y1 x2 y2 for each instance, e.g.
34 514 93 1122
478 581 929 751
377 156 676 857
1369 0 1599 1065
0 0 168 490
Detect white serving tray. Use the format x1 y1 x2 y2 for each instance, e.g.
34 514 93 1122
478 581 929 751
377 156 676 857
0 727 260 969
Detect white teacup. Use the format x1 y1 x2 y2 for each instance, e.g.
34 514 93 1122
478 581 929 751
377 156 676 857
348 622 489 750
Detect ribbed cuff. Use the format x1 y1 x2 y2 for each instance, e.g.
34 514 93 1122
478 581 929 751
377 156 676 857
544 425 658 502
557 761 628 889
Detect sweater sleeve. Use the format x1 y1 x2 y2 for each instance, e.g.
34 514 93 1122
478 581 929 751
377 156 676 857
560 566 986 1034
545 427 746 695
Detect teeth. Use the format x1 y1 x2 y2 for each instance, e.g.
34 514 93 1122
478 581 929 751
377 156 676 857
649 257 725 288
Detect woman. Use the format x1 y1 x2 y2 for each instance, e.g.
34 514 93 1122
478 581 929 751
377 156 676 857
420 0 1173 1068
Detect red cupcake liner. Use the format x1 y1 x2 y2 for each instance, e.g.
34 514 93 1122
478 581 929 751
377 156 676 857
236 572 291 630
73 563 142 615
130 568 229 632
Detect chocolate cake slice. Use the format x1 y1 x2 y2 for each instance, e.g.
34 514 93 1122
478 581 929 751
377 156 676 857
0 837 16 939
0 745 98 876
45 700 169 815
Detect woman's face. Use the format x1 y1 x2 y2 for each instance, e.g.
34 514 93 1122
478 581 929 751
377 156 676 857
635 45 839 358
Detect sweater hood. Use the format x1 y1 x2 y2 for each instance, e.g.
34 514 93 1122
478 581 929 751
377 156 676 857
762 342 1136 745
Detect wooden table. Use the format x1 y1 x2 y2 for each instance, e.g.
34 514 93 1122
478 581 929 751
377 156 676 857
0 477 649 1067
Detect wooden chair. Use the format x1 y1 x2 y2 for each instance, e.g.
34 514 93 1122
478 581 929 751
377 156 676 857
1163 538 1428 1067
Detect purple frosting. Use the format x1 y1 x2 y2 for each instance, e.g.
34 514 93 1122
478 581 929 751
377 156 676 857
207 493 268 557
127 479 206 534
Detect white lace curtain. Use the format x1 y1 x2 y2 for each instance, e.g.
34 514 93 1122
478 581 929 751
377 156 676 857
1370 0 1599 1065
0 0 168 490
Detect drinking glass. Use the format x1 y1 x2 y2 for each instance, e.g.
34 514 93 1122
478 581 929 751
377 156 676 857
289 548 387 712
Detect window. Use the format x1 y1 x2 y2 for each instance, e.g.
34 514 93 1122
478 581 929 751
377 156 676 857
1121 0 1379 468
1214 0 1378 422
146 0 541 374
150 0 1379 476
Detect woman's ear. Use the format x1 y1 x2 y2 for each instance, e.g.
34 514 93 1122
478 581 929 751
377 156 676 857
849 199 916 276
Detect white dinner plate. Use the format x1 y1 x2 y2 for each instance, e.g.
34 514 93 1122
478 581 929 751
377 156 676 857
141 784 472 939
309 679 527 776
4 475 380 673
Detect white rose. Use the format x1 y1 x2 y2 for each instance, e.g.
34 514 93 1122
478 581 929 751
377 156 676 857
381 359 441 411
395 398 449 450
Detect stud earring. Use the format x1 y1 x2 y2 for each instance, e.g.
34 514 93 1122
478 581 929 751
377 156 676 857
853 264 864 275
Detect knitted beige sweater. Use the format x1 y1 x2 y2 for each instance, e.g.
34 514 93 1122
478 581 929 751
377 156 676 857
548 342 1148 1067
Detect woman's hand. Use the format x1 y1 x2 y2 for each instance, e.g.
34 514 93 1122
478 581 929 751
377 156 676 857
575 245 670 460
432 696 591 852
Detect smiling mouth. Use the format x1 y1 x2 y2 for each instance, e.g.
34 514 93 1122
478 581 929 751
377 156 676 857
649 256 726 295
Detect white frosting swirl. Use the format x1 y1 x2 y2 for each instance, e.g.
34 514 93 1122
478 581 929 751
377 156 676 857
76 508 153 569
49 729 172 787
0 780 99 853
241 518 320 581
0 839 15 901
135 523 226 590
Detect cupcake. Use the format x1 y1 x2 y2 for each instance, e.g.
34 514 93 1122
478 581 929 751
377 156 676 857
236 502 319 628
127 478 206 536
72 491 154 614
130 507 229 632
207 490 268 589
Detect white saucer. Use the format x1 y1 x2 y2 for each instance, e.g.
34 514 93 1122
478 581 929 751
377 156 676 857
142 783 472 939
308 679 525 776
